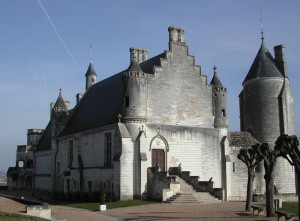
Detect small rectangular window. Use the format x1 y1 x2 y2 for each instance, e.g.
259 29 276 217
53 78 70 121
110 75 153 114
125 96 129 107
233 162 235 172
222 109 226 117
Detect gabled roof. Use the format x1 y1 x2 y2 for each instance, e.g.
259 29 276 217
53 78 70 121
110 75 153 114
243 40 283 84
36 122 52 151
85 62 97 77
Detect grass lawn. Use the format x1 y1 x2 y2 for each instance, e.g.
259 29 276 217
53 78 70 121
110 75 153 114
256 201 298 216
0 211 49 221
281 202 298 216
65 199 158 211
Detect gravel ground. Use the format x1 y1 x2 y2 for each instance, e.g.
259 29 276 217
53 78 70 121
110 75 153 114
0 190 296 221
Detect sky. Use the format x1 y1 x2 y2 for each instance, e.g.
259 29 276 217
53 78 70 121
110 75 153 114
0 0 299 171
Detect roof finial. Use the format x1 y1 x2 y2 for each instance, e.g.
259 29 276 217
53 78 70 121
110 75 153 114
213 66 217 75
118 113 122 123
59 88 62 95
260 9 264 41
90 39 93 63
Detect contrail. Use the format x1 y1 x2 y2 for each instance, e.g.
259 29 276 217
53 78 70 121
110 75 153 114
36 0 74 60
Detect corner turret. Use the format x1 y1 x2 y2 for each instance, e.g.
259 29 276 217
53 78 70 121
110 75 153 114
122 49 148 122
51 89 69 136
211 66 227 128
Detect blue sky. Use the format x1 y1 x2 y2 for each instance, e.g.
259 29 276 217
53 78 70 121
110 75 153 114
0 0 299 171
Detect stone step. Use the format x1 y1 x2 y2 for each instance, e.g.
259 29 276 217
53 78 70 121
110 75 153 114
164 175 221 204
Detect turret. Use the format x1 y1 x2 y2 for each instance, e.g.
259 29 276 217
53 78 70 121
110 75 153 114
240 36 296 195
122 49 148 122
85 62 97 90
210 66 227 128
51 89 69 136
240 38 287 143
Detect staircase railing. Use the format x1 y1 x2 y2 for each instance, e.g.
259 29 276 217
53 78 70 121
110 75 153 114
168 166 214 193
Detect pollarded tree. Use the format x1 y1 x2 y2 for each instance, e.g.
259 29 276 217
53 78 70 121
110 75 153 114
237 144 262 211
274 134 300 216
259 143 281 217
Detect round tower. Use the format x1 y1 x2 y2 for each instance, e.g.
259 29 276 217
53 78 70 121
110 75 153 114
211 66 227 128
85 62 97 91
122 50 148 122
240 39 286 143
240 37 296 194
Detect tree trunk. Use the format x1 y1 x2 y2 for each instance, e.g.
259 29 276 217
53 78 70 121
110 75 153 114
265 176 275 217
245 170 255 211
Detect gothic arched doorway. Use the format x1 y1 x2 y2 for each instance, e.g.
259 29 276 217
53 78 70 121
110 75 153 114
150 134 169 172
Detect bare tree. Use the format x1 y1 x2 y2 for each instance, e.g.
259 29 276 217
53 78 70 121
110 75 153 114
259 143 281 217
274 134 300 216
237 144 262 211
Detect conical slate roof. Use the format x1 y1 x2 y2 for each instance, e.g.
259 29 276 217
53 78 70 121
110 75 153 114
54 90 67 109
85 62 97 77
127 59 143 72
210 67 223 88
243 40 283 84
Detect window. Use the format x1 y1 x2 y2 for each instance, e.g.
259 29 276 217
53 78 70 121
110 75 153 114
18 161 24 168
222 109 226 117
125 96 129 107
233 162 235 172
68 140 73 168
104 133 112 166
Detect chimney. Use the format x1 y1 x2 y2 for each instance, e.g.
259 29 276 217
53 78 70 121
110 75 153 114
168 26 185 44
274 44 288 77
130 47 148 63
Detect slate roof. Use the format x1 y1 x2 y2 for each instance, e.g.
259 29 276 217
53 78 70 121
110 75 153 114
139 53 165 74
228 131 259 148
59 73 124 136
36 122 52 151
243 40 283 84
210 72 223 88
85 62 97 77
127 59 143 72
58 52 164 137
54 91 67 110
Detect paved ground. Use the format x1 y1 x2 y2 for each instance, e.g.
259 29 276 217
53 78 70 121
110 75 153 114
0 190 296 221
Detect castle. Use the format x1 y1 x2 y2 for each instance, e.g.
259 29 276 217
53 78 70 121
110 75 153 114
7 26 296 201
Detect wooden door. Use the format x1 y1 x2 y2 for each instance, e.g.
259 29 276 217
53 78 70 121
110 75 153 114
152 149 165 171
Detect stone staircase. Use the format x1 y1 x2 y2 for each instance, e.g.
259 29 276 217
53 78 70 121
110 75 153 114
164 176 221 204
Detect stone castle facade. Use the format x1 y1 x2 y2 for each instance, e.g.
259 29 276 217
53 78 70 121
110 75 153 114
7 26 296 201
